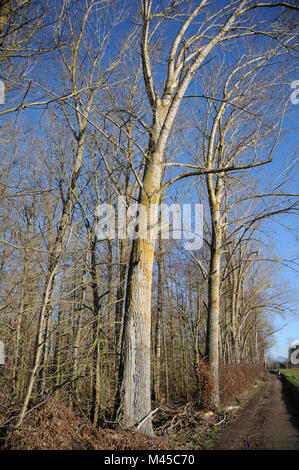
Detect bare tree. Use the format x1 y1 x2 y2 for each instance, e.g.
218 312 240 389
16 0 130 427
117 0 299 433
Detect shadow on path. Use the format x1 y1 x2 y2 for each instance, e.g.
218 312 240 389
281 380 299 436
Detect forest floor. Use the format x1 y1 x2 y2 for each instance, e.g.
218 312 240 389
211 374 299 450
1 373 299 450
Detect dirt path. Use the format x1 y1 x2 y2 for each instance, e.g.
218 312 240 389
213 376 299 450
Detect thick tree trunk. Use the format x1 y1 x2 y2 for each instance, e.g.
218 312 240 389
116 239 155 434
116 138 163 434
206 175 223 409
207 228 221 408
154 234 163 402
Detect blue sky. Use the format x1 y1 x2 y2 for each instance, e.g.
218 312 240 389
269 318 299 359
2 0 298 360
267 101 299 359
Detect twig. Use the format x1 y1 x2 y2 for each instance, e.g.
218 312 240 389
215 416 226 426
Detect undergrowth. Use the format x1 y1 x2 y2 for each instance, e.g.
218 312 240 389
0 363 269 450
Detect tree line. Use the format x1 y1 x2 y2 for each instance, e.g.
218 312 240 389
0 0 298 435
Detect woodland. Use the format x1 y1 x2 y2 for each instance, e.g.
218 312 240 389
0 0 298 446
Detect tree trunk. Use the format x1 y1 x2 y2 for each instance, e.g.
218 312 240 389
116 137 163 434
206 174 223 409
16 136 85 427
207 229 221 408
115 237 128 356
90 237 101 427
154 234 163 402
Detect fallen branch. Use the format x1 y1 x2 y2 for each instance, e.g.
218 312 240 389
215 416 226 426
136 408 159 431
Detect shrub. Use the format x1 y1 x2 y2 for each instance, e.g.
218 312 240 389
219 362 267 405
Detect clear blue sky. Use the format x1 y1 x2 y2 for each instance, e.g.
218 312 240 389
267 103 299 360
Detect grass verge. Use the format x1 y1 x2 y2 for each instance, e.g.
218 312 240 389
280 369 299 403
